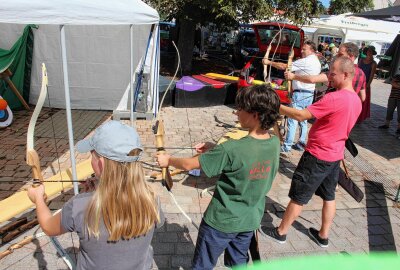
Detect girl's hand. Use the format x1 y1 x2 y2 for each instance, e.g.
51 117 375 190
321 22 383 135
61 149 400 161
156 153 170 168
195 142 215 153
27 184 45 204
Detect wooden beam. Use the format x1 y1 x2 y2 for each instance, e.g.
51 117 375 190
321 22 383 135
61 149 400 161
0 159 93 224
0 69 30 111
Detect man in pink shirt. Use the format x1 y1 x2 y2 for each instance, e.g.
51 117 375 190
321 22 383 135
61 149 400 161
260 56 362 247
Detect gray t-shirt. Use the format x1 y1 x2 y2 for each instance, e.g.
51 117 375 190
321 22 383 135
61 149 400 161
61 192 164 270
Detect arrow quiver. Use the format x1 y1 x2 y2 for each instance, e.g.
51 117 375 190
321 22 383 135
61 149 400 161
153 120 173 191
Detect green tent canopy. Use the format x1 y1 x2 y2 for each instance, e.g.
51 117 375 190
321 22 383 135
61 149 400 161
0 24 36 109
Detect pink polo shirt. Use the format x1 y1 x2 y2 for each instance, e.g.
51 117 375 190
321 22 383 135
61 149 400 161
306 89 362 162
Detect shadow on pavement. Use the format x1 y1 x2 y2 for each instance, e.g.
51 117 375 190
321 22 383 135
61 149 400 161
152 221 196 270
350 103 400 160
262 197 310 238
365 180 397 252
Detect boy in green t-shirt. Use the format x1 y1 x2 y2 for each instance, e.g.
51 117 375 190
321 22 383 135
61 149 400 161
156 84 281 269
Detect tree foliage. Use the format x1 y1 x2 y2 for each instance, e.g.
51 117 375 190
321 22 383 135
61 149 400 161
329 0 374 15
144 0 374 73
146 0 326 27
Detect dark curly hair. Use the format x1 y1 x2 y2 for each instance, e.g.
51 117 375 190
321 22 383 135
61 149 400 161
235 84 280 130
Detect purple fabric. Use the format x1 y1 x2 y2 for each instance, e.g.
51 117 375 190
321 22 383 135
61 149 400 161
176 76 205 92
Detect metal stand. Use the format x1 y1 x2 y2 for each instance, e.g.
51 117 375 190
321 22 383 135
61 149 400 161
112 110 153 121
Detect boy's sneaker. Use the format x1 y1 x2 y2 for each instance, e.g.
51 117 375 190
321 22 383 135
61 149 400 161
308 227 329 248
258 226 287 244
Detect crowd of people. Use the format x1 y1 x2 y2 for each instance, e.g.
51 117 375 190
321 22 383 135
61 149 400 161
25 39 398 270
317 41 339 61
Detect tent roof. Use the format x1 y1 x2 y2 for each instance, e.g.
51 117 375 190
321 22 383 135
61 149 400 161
355 5 400 22
0 0 159 25
309 14 398 34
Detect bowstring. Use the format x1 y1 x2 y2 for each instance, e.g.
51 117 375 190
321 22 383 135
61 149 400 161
268 22 283 83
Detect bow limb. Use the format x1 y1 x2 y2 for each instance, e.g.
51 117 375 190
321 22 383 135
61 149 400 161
153 41 180 190
154 120 173 190
262 27 282 83
286 48 294 98
26 63 48 182
262 44 272 83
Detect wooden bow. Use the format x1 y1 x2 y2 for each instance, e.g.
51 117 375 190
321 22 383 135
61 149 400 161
152 40 181 191
25 63 74 268
263 26 283 83
263 42 272 83
26 63 48 186
0 64 75 269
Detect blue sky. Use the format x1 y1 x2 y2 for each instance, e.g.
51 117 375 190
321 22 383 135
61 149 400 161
321 0 330 7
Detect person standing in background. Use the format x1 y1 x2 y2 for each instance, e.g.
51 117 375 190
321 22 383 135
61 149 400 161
329 43 338 57
357 46 377 123
359 42 366 60
378 74 400 135
263 41 321 153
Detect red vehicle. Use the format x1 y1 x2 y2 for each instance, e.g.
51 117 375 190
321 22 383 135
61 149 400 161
238 22 305 88
252 22 304 60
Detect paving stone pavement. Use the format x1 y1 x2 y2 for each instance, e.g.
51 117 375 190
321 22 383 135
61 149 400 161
0 79 399 269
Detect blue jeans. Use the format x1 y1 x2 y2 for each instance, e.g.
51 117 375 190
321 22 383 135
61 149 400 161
192 220 253 269
282 90 314 151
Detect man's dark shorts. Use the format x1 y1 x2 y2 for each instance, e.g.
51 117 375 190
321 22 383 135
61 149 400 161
289 151 340 204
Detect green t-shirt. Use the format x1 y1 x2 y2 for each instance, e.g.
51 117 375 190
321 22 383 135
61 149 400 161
199 135 280 233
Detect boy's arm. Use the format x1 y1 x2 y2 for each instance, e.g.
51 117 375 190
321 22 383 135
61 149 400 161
285 71 328 83
27 185 65 236
280 105 313 122
157 154 201 171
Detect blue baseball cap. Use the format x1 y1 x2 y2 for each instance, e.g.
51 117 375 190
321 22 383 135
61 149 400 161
76 120 142 162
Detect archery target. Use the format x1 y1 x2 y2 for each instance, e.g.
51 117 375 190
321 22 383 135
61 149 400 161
0 95 13 128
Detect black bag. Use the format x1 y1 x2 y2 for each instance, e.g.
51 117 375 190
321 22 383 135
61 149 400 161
338 170 364 202
345 138 358 157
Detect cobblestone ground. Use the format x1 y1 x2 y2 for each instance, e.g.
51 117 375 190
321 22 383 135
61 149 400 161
0 79 399 269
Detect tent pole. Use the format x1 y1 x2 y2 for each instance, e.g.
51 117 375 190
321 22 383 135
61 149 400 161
60 25 79 195
130 25 134 126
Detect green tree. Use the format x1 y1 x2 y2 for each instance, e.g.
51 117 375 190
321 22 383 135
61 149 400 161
329 0 374 14
144 0 366 73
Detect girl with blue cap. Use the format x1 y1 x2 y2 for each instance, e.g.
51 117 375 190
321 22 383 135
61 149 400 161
28 120 164 270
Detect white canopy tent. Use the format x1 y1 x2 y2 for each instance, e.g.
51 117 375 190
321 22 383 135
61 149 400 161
308 13 399 45
0 0 160 194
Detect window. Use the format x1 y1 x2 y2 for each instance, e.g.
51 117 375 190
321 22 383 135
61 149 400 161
318 35 343 45
380 43 391 55
242 32 258 48
257 27 301 48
